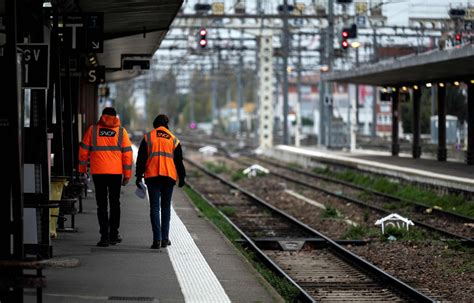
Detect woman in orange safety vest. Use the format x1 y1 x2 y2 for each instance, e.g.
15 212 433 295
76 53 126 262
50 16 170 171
78 107 133 247
135 114 186 250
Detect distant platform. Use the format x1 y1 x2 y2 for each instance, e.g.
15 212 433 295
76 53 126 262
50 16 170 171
268 146 474 193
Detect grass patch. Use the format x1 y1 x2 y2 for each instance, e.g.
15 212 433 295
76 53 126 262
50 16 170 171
183 186 300 301
342 225 380 240
313 168 474 218
321 206 340 218
184 186 240 241
219 206 237 217
204 161 229 174
381 227 427 242
287 162 302 169
231 170 246 182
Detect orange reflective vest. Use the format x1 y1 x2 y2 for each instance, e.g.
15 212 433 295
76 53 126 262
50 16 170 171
78 115 133 178
144 126 180 181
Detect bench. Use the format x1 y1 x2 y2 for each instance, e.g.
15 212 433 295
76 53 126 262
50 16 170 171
63 180 87 213
57 198 78 232
0 260 46 303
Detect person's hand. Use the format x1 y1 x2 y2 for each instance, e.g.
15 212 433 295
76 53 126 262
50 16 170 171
135 178 142 187
122 177 130 186
178 179 185 188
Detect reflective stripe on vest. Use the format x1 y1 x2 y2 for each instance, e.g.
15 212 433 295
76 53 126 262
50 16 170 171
149 151 174 159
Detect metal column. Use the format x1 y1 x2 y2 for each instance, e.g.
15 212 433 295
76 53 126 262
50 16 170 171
0 0 24 301
437 84 447 161
282 0 290 145
467 82 474 165
391 88 400 156
412 87 422 158
258 35 274 148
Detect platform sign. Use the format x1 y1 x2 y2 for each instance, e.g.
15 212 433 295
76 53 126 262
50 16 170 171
17 43 50 89
86 65 105 84
63 14 86 52
86 13 104 53
63 13 104 53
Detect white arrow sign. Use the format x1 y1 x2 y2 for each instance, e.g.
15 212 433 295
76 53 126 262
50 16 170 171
91 41 100 49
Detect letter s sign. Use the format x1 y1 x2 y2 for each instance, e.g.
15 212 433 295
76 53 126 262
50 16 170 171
88 70 97 83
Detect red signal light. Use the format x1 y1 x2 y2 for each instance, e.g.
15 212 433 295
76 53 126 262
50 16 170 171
199 28 207 48
455 33 461 41
342 31 349 38
342 40 349 49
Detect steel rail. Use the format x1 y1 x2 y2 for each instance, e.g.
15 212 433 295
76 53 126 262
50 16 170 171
232 156 474 243
185 156 436 303
184 181 316 303
253 156 474 223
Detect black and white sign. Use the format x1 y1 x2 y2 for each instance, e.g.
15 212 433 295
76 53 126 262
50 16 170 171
17 43 50 89
86 65 105 84
86 13 104 53
465 20 474 31
63 13 104 53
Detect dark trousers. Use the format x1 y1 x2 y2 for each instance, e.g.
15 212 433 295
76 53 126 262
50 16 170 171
93 174 122 240
146 181 174 241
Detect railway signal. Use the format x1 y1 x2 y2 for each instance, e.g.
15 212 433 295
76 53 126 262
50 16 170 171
199 28 207 48
341 29 349 49
455 33 462 44
341 39 349 49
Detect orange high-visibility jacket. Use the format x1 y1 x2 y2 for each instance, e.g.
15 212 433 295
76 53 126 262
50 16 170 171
78 115 133 178
144 126 180 181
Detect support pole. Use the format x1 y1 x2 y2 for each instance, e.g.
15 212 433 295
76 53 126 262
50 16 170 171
412 87 422 159
467 82 474 165
211 57 217 129
282 0 290 145
437 84 447 161
237 32 244 134
295 34 302 147
258 35 274 148
325 0 335 147
0 0 24 301
391 88 400 156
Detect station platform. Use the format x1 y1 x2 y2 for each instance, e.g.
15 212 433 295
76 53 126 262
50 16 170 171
268 145 474 193
25 183 281 302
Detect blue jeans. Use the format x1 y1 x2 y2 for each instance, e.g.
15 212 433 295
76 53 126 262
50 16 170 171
146 182 174 241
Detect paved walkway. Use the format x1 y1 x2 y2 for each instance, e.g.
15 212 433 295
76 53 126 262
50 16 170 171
25 182 281 302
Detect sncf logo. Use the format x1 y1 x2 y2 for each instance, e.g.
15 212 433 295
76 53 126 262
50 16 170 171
99 128 116 137
156 130 171 139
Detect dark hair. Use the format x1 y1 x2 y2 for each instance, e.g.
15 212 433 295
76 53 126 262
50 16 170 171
153 114 169 128
102 107 117 116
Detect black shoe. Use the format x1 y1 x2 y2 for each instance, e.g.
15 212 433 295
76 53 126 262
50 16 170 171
109 235 122 245
161 239 171 248
97 239 109 247
151 240 161 249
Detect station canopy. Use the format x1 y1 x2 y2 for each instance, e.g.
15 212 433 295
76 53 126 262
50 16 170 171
321 44 474 87
0 0 183 82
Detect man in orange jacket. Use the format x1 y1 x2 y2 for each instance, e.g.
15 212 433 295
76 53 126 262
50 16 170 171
78 107 133 247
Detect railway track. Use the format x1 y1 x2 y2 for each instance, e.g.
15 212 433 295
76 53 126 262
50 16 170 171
185 156 436 302
222 155 473 244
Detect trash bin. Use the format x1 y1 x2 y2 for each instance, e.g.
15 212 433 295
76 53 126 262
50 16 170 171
50 177 68 238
